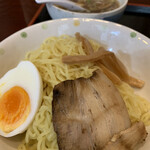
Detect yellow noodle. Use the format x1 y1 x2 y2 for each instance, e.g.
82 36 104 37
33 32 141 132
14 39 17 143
116 82 150 126
18 35 99 150
18 34 150 150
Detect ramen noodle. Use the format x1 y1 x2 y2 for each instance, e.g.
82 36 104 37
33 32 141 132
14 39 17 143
18 35 150 150
116 82 150 126
18 35 99 150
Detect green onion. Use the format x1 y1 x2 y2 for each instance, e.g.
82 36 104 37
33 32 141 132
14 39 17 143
86 0 91 3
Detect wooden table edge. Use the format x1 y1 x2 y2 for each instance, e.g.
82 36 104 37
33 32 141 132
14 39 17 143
28 4 45 26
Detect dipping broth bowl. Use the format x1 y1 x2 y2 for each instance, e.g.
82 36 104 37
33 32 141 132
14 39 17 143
46 0 128 21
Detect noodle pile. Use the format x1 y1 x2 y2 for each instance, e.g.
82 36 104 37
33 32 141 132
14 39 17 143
18 35 99 150
116 82 150 126
18 34 150 150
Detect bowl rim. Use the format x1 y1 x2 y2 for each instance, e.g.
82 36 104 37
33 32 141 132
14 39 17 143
47 0 128 16
1 17 149 45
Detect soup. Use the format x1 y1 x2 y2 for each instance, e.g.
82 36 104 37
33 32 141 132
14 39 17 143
71 0 119 13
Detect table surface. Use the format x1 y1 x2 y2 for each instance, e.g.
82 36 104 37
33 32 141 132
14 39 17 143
0 0 150 42
0 0 40 41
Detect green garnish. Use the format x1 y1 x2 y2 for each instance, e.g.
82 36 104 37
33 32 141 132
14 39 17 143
86 0 91 3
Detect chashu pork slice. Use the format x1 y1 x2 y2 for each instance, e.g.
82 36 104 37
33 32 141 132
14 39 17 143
52 70 131 150
103 121 147 150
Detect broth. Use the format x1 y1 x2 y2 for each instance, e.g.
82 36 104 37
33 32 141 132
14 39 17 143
70 0 120 13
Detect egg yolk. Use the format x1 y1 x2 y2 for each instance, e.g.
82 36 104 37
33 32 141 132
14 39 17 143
0 86 30 133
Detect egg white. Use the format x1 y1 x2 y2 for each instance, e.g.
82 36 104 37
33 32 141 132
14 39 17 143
0 61 43 137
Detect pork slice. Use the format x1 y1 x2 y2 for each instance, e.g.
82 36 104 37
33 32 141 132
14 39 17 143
103 121 147 150
52 70 131 150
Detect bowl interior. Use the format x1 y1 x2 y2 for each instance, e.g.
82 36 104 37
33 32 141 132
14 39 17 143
0 18 150 150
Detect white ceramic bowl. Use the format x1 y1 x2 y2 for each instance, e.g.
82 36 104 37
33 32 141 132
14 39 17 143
46 0 128 21
0 18 150 150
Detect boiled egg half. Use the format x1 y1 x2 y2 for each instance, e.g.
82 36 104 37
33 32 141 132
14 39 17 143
0 61 43 137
